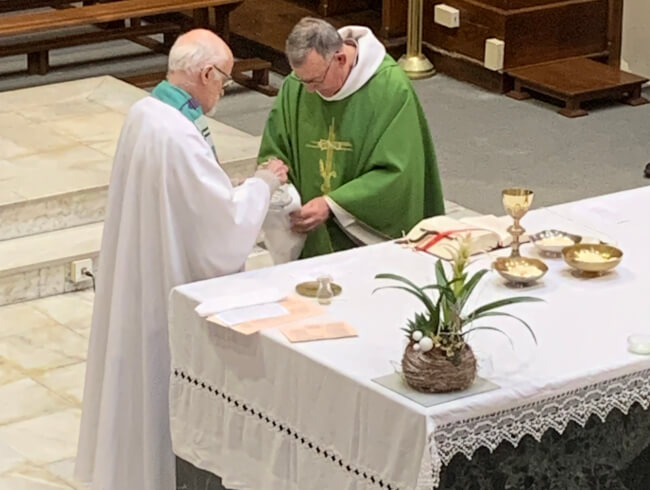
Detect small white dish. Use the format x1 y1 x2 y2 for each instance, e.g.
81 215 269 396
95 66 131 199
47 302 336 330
530 230 581 256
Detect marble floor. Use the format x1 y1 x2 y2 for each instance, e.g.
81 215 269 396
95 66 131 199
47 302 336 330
0 290 93 490
0 76 261 207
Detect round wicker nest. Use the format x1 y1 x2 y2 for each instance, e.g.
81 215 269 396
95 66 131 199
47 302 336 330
401 342 477 393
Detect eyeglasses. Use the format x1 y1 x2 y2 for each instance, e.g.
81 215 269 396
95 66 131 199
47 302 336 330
295 55 336 86
211 64 234 89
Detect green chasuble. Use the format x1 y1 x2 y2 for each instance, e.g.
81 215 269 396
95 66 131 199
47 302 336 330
259 55 444 258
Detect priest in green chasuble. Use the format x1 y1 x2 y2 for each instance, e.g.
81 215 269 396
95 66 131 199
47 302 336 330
259 17 445 258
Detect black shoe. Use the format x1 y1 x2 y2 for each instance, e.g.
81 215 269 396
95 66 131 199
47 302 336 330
645 162 650 178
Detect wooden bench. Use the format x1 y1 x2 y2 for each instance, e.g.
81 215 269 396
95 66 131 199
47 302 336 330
0 0 276 95
507 57 648 118
122 57 278 96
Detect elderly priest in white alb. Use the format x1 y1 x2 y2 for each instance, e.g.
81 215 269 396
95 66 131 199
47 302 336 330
75 29 288 490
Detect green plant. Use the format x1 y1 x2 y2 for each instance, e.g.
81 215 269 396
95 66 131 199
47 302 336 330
374 235 542 360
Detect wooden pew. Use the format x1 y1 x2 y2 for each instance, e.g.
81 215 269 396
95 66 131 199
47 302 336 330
122 57 278 96
0 1 79 14
0 0 276 95
0 0 239 36
229 0 408 75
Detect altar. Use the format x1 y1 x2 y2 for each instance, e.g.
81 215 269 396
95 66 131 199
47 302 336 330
168 186 650 489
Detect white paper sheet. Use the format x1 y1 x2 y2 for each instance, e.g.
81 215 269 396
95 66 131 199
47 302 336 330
214 303 289 327
194 287 285 317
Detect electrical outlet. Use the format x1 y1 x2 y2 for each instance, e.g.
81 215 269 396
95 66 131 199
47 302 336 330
71 258 93 283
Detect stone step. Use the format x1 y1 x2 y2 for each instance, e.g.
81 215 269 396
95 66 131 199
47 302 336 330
0 197 477 307
0 75 261 242
0 221 273 307
0 187 107 243
0 155 258 242
0 223 102 306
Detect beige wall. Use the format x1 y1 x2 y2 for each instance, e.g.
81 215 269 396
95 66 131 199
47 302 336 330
621 0 650 78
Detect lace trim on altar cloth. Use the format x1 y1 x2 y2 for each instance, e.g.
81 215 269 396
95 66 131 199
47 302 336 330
417 368 650 489
172 369 402 490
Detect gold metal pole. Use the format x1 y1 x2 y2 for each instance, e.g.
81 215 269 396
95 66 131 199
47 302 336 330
398 0 435 79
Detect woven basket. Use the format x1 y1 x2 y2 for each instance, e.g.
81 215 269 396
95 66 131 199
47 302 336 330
401 342 477 393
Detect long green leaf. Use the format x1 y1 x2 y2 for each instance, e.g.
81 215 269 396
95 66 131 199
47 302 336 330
375 273 424 292
462 326 515 350
457 269 489 311
422 281 458 305
375 273 442 314
372 284 437 317
447 276 466 287
440 293 457 328
464 311 538 344
452 273 466 297
420 284 453 293
420 284 455 306
435 260 448 288
466 296 543 318
430 300 441 334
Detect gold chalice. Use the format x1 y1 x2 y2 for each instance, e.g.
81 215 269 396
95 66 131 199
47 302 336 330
502 188 534 258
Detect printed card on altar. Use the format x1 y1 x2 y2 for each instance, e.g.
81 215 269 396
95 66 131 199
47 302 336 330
280 322 357 343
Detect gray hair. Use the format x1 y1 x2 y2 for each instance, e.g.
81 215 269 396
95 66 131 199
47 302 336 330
286 17 343 67
168 37 223 74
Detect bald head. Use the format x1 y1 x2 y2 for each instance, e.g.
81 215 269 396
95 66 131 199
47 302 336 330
168 29 232 74
167 29 234 116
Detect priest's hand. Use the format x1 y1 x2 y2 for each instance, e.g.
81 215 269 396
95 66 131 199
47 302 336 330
290 197 330 233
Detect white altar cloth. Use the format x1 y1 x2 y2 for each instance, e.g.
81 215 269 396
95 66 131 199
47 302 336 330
169 186 650 490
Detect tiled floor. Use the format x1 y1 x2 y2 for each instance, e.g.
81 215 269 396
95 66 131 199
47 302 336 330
0 291 93 490
0 77 260 207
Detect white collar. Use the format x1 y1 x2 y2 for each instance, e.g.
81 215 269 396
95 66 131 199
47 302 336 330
317 26 386 102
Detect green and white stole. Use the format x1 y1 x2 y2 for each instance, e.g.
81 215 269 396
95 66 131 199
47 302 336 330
151 80 218 159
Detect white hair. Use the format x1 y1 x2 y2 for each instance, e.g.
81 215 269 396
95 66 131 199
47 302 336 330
168 38 224 74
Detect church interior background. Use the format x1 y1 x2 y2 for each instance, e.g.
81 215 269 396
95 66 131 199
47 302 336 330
0 1 648 488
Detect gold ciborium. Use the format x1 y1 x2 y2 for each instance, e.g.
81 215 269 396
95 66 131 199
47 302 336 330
502 188 534 258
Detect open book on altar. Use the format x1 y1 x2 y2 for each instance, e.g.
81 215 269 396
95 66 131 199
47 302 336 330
403 215 526 260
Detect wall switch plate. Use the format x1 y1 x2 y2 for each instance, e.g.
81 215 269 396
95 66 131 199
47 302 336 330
435 4 460 28
484 38 505 71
